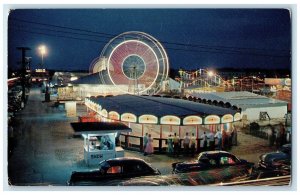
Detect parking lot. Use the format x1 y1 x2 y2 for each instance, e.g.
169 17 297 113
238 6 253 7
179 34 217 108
6 86 278 187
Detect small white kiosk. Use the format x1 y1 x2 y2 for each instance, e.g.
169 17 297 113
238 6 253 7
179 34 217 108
71 122 132 166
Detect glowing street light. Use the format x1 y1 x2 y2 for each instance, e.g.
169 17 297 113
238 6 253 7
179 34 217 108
207 71 215 87
207 71 214 77
38 45 47 68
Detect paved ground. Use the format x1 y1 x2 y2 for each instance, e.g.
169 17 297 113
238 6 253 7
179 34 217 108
5 86 278 187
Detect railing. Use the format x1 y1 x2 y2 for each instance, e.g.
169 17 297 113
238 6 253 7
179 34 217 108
119 134 222 154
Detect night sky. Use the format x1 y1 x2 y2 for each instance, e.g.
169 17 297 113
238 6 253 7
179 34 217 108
7 9 291 71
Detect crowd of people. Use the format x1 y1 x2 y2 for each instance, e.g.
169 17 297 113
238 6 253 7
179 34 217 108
142 122 288 157
142 126 239 157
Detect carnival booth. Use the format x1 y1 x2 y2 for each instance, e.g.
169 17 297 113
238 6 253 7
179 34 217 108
71 122 132 166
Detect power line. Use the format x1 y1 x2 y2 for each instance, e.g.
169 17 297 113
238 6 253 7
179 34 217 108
10 26 290 59
12 24 112 40
9 17 115 38
9 17 291 54
10 26 109 44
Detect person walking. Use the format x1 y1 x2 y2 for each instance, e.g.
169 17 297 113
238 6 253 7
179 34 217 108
201 132 208 151
222 130 228 150
167 134 174 155
144 134 154 155
207 131 215 150
173 133 180 157
267 125 274 147
143 133 148 155
275 127 281 149
183 132 190 156
232 125 238 146
271 126 276 147
214 129 222 150
279 123 286 146
190 133 196 157
228 130 233 149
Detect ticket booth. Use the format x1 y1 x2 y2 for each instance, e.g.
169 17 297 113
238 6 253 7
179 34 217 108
71 122 132 166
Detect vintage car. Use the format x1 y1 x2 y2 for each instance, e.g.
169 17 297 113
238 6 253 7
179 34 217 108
120 165 253 186
258 144 291 171
172 151 254 174
68 157 160 185
248 169 290 180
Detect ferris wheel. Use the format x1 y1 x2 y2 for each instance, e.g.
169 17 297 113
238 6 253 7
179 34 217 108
99 31 169 95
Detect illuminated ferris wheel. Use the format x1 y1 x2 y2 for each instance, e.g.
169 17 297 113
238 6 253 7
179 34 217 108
99 31 169 95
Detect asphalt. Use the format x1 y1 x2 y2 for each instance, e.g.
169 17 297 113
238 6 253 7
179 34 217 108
5 86 278 187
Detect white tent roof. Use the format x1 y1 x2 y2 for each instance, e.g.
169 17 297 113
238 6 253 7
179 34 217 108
191 91 287 109
86 94 241 125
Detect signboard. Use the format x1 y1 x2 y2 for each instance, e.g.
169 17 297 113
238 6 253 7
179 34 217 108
221 114 234 123
160 115 181 125
183 116 202 125
108 111 120 121
85 150 116 166
138 115 158 124
121 113 137 123
204 115 220 125
234 113 242 121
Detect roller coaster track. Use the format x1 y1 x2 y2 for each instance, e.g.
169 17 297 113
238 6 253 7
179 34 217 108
179 68 225 89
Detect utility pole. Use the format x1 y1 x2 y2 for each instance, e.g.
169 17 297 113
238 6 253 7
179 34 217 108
17 47 31 105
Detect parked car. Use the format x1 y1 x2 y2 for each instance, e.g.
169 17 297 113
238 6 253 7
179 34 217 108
172 151 254 174
247 169 290 180
68 157 160 186
120 165 253 186
258 144 291 171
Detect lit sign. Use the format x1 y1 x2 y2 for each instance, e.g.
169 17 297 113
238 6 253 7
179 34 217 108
138 115 158 124
183 116 202 125
121 113 137 123
160 115 181 125
221 114 233 123
204 115 220 125
35 68 46 72
100 109 108 117
234 113 241 121
108 111 120 120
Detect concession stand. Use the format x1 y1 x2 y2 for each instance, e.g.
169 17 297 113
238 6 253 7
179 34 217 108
71 122 132 166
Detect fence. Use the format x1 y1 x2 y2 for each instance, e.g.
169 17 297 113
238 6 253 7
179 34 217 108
119 134 227 154
248 122 291 144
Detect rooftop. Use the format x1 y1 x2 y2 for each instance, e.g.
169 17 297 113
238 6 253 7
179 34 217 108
191 91 287 109
89 94 238 118
70 121 132 135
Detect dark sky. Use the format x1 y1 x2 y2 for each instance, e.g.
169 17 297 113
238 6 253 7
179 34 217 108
8 9 291 71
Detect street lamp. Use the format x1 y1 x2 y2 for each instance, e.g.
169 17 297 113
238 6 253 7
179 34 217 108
207 71 214 88
207 71 214 77
38 45 47 68
252 76 256 93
